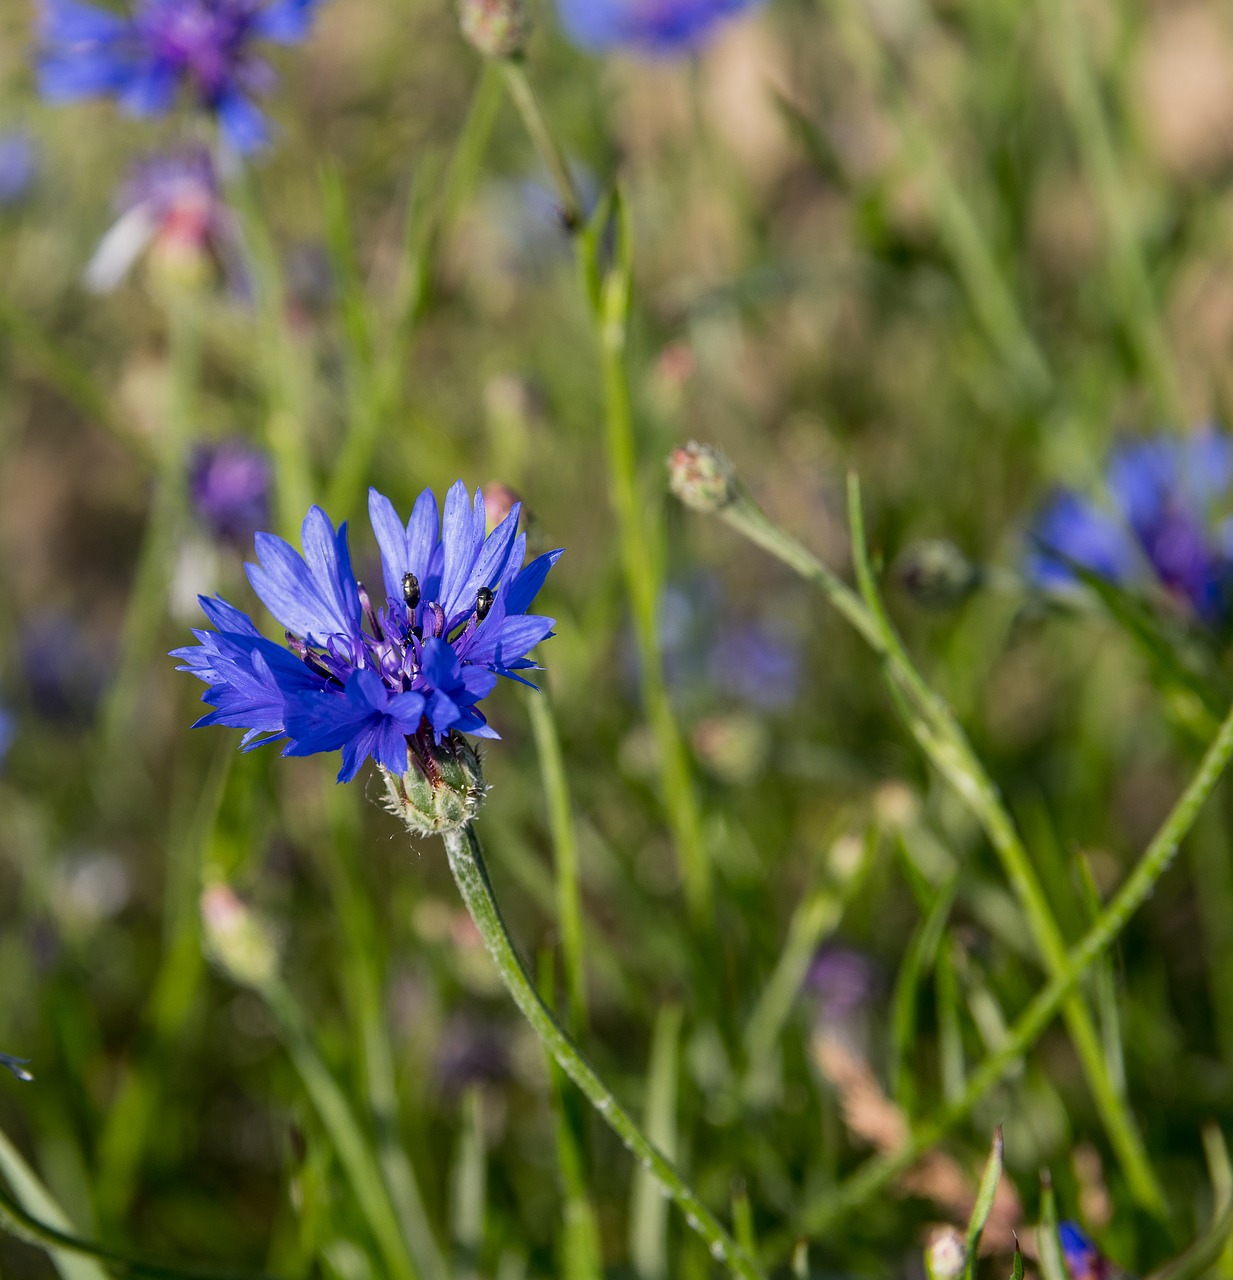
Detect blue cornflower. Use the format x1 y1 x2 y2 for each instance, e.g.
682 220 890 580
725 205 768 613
1059 1223 1114 1280
189 440 272 545
38 0 323 153
174 484 561 782
556 0 760 54
1027 427 1233 626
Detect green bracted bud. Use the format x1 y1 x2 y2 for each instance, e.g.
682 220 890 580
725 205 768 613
201 882 280 991
382 734 488 836
895 538 981 610
459 0 529 59
924 1227 967 1280
668 442 738 514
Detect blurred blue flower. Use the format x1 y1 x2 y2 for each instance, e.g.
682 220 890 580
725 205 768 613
38 0 323 153
0 1053 32 1083
557 0 760 54
707 622 800 712
1059 1223 1114 1280
0 131 38 206
190 440 272 545
85 146 243 292
1027 427 1233 625
174 484 561 781
21 612 111 725
0 706 14 769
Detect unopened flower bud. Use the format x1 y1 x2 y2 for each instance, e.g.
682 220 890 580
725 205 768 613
896 539 981 609
459 0 529 59
382 734 487 836
925 1227 967 1280
201 882 280 990
668 442 738 514
482 482 521 532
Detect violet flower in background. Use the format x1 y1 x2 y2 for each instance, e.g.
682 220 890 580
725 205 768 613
190 441 272 546
85 146 243 292
432 1013 511 1097
1059 1223 1115 1280
175 483 560 781
803 944 876 1053
38 0 322 153
1026 427 1233 626
20 613 111 725
0 131 38 206
556 0 760 54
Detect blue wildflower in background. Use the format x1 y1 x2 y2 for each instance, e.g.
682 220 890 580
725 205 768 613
1059 1223 1115 1280
557 0 760 54
175 484 561 782
0 131 38 206
38 0 323 152
85 146 243 292
0 706 13 769
1027 427 1233 626
190 440 272 546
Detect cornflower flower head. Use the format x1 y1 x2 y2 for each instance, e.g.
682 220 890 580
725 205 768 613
556 0 760 54
174 483 561 801
1027 427 1233 626
1059 1223 1114 1280
85 145 243 292
38 0 322 153
190 440 272 545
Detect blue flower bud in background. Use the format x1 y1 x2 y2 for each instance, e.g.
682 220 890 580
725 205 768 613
556 0 761 55
189 440 273 547
1026 427 1233 626
38 0 324 153
0 131 38 207
174 483 561 787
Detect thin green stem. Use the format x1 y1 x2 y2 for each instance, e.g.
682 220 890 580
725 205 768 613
262 982 423 1280
442 824 763 1280
527 691 589 1033
0 1126 274 1280
589 214 714 926
802 694 1233 1230
1035 0 1181 419
94 294 199 807
499 60 585 229
229 172 313 537
704 471 1165 1214
325 65 503 517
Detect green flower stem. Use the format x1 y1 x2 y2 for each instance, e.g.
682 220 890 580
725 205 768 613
826 0 1052 401
706 471 1166 1215
0 1124 274 1280
94 294 200 807
499 60 585 229
325 64 503 518
1035 0 1181 421
527 691 589 1033
442 824 763 1280
261 981 424 1280
228 172 314 538
589 211 715 926
803 691 1233 1229
498 58 714 926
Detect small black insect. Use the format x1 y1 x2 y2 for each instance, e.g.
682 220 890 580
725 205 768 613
475 587 495 621
402 572 420 609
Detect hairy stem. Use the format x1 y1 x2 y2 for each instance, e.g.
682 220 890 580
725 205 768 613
442 824 762 1280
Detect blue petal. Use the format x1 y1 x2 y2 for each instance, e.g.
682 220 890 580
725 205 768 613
506 548 563 615
440 482 486 619
217 89 270 153
252 0 322 42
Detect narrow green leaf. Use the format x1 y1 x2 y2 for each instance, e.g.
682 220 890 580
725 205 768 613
963 1127 1004 1279
631 1005 683 1280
